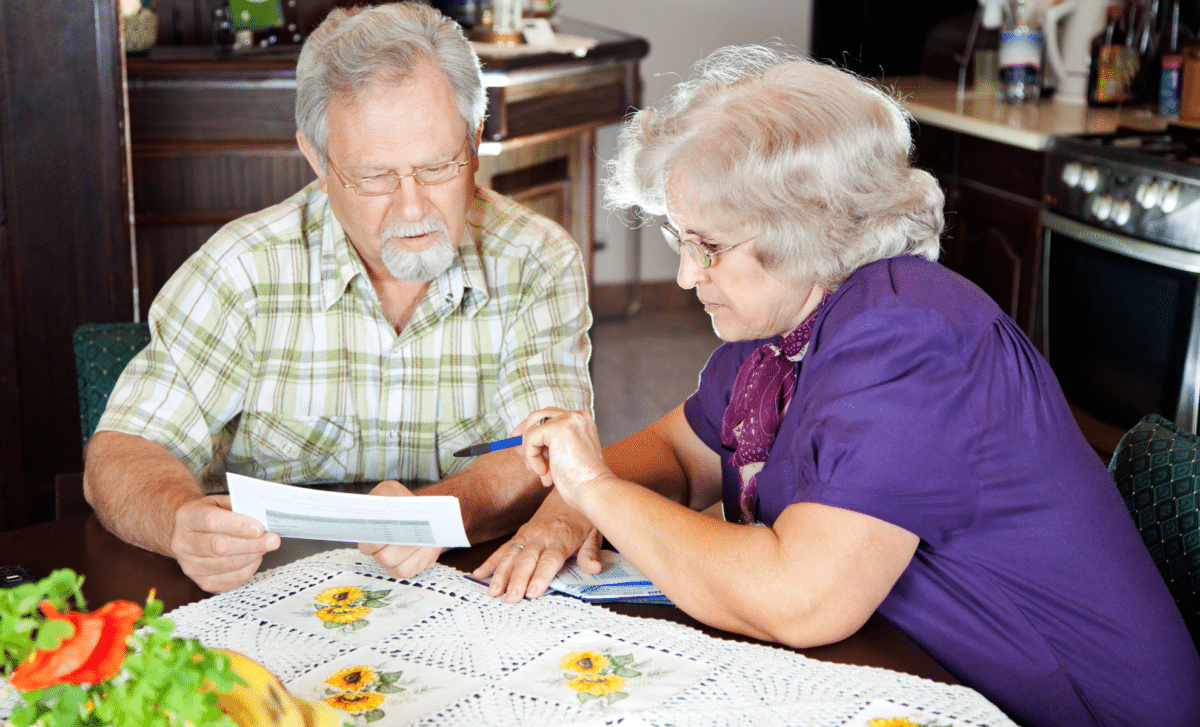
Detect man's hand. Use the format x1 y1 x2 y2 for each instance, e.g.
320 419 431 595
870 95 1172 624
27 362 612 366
170 495 280 593
358 480 447 578
472 490 603 603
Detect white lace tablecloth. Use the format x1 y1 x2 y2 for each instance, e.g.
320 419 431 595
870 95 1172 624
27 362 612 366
2 548 1017 726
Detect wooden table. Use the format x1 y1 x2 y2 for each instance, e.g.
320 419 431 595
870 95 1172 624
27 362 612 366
0 513 956 685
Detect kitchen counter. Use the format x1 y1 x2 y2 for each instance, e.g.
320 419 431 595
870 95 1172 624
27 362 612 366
882 76 1172 150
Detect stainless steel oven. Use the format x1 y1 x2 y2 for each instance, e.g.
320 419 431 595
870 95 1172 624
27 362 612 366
1042 127 1200 441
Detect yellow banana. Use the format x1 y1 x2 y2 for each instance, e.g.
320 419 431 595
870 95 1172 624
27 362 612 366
213 648 343 727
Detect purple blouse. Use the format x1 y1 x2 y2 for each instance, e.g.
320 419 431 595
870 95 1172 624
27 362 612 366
684 255 1200 727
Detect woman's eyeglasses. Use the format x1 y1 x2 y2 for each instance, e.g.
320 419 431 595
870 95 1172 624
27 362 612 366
660 221 753 269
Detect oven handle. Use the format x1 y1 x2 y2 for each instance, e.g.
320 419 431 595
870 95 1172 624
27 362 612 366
1040 211 1200 273
1041 210 1200 434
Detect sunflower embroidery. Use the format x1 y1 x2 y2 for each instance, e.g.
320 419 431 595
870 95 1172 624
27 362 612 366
308 584 393 631
868 718 952 727
316 586 366 605
324 690 385 713
559 651 609 674
567 673 627 696
321 665 409 723
557 649 647 707
325 665 378 692
316 605 371 624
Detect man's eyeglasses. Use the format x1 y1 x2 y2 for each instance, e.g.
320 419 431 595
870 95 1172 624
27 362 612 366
327 137 472 196
660 221 754 269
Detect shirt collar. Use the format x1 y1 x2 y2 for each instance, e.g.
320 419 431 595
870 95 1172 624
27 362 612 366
317 189 490 319
434 223 489 319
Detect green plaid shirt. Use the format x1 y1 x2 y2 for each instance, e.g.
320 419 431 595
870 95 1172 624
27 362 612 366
98 182 592 491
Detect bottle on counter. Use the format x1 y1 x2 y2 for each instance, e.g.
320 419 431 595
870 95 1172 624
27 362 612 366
1088 3 1140 105
1160 0 1183 115
999 0 1044 102
1128 0 1164 104
974 0 1004 97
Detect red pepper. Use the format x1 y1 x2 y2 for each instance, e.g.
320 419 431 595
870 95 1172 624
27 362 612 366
10 600 143 690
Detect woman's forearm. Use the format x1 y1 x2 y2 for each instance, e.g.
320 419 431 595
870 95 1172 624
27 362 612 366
601 404 722 511
571 474 803 640
571 476 918 648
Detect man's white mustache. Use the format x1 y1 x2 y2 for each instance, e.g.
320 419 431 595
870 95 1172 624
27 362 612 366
383 219 449 240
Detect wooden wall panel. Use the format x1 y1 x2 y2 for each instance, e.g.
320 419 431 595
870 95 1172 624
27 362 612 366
0 0 133 530
133 146 313 217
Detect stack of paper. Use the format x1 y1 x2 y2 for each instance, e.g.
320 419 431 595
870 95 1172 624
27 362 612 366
546 551 671 604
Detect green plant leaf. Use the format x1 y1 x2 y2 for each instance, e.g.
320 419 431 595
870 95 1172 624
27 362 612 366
142 598 164 620
364 590 390 599
350 619 369 630
376 684 404 694
612 666 641 678
364 708 386 722
610 654 634 666
577 691 600 704
33 619 75 651
378 670 403 684
606 691 629 705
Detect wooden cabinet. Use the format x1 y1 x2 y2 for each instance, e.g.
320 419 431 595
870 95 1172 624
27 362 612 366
912 123 1045 344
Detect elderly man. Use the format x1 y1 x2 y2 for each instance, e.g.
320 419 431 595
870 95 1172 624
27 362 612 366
83 3 593 593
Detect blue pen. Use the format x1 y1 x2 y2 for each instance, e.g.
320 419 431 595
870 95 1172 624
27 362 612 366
453 417 549 457
452 435 522 458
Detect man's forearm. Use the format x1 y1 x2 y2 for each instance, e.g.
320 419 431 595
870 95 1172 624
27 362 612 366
83 430 205 556
420 447 547 543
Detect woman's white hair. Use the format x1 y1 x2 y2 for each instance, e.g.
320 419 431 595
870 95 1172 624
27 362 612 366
295 3 486 169
605 45 944 290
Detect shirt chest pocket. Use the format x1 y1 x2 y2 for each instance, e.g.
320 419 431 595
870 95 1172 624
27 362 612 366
231 412 358 483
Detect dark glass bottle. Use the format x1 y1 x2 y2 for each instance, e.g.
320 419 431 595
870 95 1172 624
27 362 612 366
1088 5 1139 106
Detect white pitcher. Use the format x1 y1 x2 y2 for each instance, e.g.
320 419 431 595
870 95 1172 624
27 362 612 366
1044 0 1113 105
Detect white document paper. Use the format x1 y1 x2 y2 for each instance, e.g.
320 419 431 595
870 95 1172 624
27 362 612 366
227 473 470 548
547 551 669 603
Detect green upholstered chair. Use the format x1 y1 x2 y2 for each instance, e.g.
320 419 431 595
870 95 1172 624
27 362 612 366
1108 414 1200 648
72 322 151 446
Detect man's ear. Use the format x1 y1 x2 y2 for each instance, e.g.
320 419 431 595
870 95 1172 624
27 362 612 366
467 121 485 176
297 131 329 193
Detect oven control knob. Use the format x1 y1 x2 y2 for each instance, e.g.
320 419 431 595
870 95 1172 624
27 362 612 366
1136 180 1161 208
1111 199 1133 226
1091 194 1113 220
1080 167 1101 193
1061 161 1083 188
1161 182 1182 213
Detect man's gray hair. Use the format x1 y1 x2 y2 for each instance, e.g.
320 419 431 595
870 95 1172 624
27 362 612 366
605 44 943 291
295 3 486 169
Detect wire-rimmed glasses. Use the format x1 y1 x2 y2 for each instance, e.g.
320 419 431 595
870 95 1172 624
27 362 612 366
327 137 472 196
660 221 754 269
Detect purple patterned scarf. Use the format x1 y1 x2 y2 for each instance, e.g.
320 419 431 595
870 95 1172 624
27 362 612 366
721 293 828 524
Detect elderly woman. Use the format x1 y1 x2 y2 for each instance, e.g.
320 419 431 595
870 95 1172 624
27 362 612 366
481 46 1200 726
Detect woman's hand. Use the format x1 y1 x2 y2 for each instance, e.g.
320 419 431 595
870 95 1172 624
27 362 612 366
517 408 615 510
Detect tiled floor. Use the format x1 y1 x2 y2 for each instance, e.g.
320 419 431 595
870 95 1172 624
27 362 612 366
589 306 722 447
